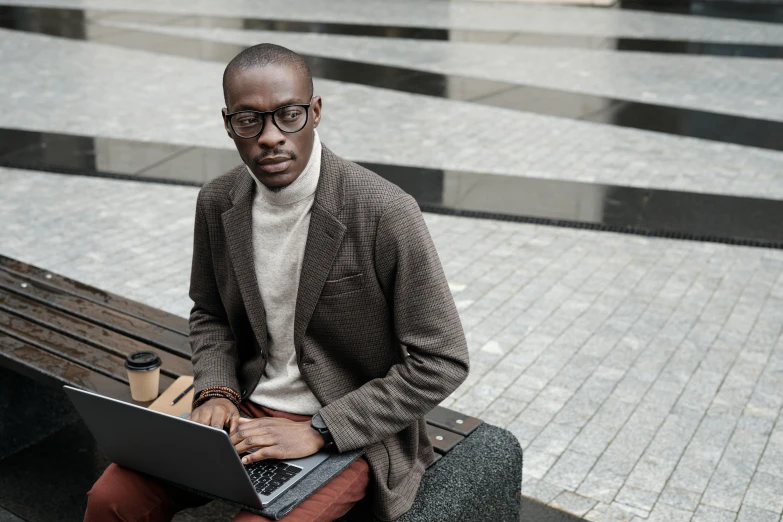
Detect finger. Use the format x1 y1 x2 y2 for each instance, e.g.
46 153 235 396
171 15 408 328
237 417 254 425
211 409 228 430
191 408 210 426
235 434 275 455
230 424 250 445
230 424 266 445
228 411 241 435
242 445 283 464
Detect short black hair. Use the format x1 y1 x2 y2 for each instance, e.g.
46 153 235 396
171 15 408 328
222 43 313 106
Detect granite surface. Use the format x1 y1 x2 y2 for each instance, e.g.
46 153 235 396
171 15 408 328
338 423 523 522
392 423 522 522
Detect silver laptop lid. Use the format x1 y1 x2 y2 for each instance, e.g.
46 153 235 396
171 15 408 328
63 386 263 509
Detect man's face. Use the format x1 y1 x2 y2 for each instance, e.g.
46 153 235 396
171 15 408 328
222 64 321 191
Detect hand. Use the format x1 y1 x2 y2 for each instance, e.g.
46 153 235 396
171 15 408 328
188 397 240 434
230 417 325 464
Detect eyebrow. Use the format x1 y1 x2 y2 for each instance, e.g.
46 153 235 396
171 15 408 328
232 99 308 112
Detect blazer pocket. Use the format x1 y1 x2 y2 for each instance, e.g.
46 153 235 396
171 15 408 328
321 272 365 297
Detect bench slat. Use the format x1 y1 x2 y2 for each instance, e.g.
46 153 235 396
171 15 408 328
427 424 464 454
0 310 131 383
0 332 174 405
425 405 483 436
0 255 189 336
0 268 190 358
0 288 192 379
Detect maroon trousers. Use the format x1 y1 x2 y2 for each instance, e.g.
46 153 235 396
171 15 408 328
84 402 370 522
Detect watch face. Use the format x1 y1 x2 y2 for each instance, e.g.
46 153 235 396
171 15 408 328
311 413 327 430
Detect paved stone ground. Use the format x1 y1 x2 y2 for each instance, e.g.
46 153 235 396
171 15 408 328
106 22 783 122
3 29 783 200
2 167 782 522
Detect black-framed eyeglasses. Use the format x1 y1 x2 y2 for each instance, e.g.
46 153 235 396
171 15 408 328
226 102 311 139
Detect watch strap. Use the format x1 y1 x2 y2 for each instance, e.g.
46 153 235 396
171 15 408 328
311 413 335 451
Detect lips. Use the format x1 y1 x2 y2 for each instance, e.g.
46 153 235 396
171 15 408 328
256 156 292 174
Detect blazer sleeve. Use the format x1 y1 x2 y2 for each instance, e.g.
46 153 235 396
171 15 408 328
188 193 241 398
319 194 470 451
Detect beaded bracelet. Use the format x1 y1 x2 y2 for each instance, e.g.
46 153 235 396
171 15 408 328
200 386 241 402
193 391 238 408
193 386 242 408
208 385 242 402
194 393 235 408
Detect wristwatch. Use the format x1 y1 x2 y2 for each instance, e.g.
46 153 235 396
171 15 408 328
310 413 336 451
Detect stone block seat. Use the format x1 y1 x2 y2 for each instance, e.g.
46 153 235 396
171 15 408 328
339 422 523 522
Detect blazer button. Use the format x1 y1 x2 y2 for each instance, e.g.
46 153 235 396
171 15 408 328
241 388 247 395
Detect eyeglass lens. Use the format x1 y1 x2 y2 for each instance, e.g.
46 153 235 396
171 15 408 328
231 106 308 137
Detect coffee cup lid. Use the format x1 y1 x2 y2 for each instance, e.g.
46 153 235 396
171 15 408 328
125 351 162 371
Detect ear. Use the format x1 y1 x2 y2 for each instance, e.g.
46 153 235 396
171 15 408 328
222 108 233 138
311 96 322 129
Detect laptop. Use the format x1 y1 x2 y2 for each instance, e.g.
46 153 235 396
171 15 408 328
63 386 330 509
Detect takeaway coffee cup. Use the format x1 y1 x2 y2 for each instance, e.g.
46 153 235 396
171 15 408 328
125 351 162 402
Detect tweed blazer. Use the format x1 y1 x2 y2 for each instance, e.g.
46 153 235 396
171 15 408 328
188 146 469 520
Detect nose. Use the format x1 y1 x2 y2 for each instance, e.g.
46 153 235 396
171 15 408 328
256 113 285 149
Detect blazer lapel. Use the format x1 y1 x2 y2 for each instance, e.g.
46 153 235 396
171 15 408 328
293 147 346 354
222 170 268 356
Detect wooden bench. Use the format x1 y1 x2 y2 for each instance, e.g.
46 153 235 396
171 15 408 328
0 254 522 521
0 254 191 407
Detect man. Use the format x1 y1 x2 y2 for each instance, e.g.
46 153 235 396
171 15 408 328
85 43 469 522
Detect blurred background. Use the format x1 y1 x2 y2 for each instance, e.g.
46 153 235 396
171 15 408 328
1 1 782 521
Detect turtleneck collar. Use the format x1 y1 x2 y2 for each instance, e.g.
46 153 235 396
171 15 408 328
247 129 322 207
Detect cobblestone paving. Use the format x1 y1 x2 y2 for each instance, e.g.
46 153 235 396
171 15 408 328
3 29 783 201
108 23 783 122
2 167 782 522
4 0 783 44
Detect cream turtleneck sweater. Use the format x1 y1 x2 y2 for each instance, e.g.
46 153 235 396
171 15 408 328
247 131 322 414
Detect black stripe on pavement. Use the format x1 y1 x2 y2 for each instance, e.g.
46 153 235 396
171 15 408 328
2 127 783 249
616 0 783 24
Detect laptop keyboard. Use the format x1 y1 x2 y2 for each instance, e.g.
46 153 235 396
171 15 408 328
245 460 302 495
